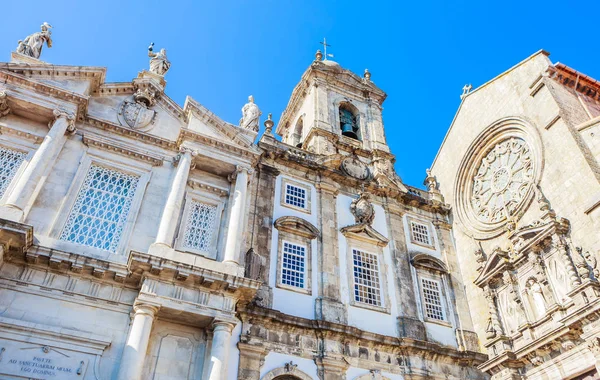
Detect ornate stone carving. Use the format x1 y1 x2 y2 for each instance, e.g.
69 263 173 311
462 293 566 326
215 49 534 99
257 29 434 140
16 22 52 59
350 191 375 226
424 168 437 191
240 95 261 132
471 138 534 224
148 43 171 76
0 92 10 117
575 247 592 280
284 361 297 372
474 248 487 266
263 113 274 135
52 108 76 133
118 89 157 130
341 155 370 180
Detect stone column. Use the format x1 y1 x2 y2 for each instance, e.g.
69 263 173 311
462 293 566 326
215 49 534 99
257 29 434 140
236 342 266 380
208 321 235 380
117 303 159 380
223 166 251 264
316 356 348 380
154 147 195 247
315 179 346 324
484 286 504 338
1 109 75 222
554 237 581 289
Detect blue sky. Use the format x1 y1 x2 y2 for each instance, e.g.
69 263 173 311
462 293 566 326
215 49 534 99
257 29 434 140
2 0 598 188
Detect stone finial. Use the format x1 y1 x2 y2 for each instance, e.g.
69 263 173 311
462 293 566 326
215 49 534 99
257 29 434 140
148 43 171 76
264 113 274 135
460 84 472 99
424 168 437 192
240 95 261 132
364 69 371 81
16 22 53 59
0 91 11 117
315 49 323 61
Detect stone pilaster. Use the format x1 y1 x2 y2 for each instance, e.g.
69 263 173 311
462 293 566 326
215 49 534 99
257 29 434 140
384 199 425 340
433 218 476 332
154 147 195 247
315 356 348 380
245 163 279 307
223 166 252 264
236 342 267 380
117 303 160 380
314 179 346 325
208 321 235 380
1 108 75 222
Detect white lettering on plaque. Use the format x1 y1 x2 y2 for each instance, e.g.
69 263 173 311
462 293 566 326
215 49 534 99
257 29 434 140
0 345 87 379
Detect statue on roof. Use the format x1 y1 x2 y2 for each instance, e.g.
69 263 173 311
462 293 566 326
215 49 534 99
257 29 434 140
240 95 261 132
148 43 171 76
16 22 53 59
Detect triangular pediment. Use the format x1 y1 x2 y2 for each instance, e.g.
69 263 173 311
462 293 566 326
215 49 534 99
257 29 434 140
184 96 256 149
340 224 389 247
474 250 510 287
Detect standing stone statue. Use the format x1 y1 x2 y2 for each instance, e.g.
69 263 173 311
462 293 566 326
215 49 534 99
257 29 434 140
16 22 53 59
148 43 171 76
240 95 261 132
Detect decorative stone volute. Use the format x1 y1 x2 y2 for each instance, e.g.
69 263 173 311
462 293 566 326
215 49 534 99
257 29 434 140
52 108 76 133
0 91 11 117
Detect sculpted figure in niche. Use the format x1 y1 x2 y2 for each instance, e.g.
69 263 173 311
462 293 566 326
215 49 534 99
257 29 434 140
240 95 261 132
526 278 547 319
148 43 171 76
16 22 52 59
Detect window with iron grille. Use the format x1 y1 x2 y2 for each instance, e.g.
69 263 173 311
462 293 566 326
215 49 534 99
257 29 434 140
60 165 139 253
0 146 26 199
281 242 306 288
182 200 218 253
421 278 445 321
352 249 382 306
284 183 307 209
411 221 431 246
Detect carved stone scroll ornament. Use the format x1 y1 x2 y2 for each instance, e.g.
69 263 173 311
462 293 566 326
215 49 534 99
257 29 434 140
0 92 10 117
147 43 171 76
16 22 52 59
350 191 375 226
240 95 261 132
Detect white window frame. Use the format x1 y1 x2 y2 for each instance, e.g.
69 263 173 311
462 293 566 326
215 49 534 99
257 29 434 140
0 144 29 203
420 277 446 322
175 191 225 260
280 178 311 214
415 272 453 327
278 240 308 291
48 152 151 260
351 248 383 307
408 217 435 249
345 241 390 314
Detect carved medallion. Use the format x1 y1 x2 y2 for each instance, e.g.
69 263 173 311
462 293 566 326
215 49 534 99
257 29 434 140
118 98 156 131
341 156 370 180
350 192 375 226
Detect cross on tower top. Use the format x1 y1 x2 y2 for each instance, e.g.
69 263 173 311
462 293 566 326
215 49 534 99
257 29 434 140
319 38 334 60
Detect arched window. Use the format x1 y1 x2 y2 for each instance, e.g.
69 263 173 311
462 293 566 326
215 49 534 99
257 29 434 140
292 117 304 148
339 104 360 140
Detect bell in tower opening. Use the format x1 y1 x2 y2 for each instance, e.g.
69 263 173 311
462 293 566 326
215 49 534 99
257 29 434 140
339 106 359 140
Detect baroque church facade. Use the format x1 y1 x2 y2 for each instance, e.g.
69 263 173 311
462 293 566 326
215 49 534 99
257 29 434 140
0 23 597 380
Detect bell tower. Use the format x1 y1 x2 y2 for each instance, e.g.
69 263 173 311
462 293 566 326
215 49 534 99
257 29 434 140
276 50 390 156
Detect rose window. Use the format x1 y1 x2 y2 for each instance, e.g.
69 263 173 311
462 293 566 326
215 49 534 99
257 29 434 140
471 138 534 223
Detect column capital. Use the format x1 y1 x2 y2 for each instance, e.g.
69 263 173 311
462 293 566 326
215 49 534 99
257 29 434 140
229 165 253 181
212 320 235 333
133 302 160 317
174 147 197 168
315 180 339 196
52 108 76 133
179 146 197 156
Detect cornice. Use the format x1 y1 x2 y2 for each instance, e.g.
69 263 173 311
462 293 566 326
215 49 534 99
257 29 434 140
82 132 165 166
0 122 43 144
187 178 229 196
179 128 260 161
85 116 178 150
0 62 106 94
0 69 89 120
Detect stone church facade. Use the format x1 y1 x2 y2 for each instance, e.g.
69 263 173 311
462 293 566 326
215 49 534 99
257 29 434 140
0 24 596 380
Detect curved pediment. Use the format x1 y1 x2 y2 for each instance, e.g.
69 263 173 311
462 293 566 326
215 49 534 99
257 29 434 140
411 253 448 274
340 224 389 247
274 216 320 239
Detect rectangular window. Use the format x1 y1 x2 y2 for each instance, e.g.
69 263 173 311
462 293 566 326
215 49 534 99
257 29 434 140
284 183 307 209
281 242 306 288
421 278 445 321
182 200 218 253
0 146 26 199
352 249 382 306
411 221 431 246
59 164 139 253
